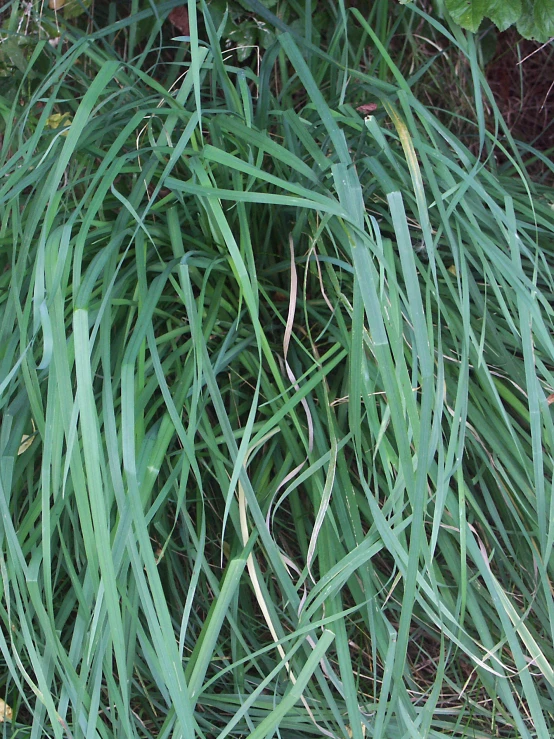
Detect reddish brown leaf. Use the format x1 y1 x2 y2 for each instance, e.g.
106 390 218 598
169 6 189 35
356 103 378 115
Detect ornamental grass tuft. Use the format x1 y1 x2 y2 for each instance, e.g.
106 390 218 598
1 2 554 737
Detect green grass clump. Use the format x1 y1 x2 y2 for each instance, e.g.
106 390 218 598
1 2 554 737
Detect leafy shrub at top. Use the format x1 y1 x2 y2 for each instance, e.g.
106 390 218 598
403 0 554 41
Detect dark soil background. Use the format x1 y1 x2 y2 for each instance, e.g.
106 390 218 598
486 30 554 154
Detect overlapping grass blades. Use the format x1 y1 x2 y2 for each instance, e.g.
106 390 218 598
1 2 554 737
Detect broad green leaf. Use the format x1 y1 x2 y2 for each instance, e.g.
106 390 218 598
0 37 28 74
517 0 554 39
446 0 522 31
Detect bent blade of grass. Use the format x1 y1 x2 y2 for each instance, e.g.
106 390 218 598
186 556 248 701
246 630 336 739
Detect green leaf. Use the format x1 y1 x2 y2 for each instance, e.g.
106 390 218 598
63 0 92 20
534 0 554 35
446 0 521 31
487 0 522 29
227 21 259 62
517 0 554 39
0 37 28 74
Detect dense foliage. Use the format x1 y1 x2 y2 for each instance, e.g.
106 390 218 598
1 1 554 737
